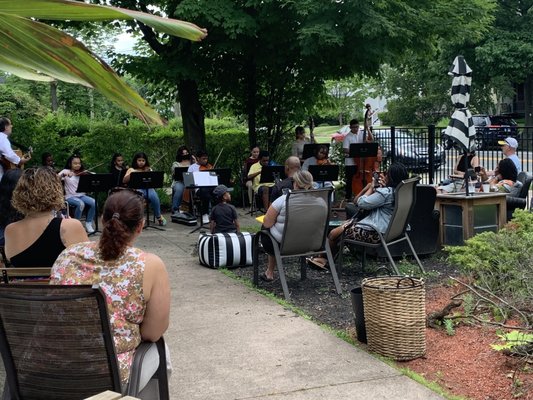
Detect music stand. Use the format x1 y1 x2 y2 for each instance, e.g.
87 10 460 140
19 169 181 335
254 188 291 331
259 166 286 184
76 173 115 235
212 168 232 186
308 165 339 183
349 143 379 187
173 167 189 182
302 143 330 160
128 171 165 231
182 171 219 233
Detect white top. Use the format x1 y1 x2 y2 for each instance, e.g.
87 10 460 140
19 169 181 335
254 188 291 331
0 132 21 180
58 169 84 198
187 163 201 173
342 130 365 166
269 194 287 243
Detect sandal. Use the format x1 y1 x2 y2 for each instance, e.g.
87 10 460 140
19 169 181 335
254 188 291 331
259 273 274 282
306 257 328 270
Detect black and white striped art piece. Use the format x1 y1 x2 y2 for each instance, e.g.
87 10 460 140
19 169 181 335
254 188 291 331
198 232 254 268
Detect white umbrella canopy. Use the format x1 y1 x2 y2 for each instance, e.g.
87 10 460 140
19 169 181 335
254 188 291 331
444 56 476 152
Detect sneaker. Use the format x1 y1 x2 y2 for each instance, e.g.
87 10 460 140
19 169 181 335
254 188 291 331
202 214 209 225
158 216 167 226
85 221 95 234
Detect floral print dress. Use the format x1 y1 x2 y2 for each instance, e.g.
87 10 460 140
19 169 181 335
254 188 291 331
51 241 146 385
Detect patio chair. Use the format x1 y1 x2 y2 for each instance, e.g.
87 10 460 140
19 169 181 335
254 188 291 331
506 171 532 220
0 284 169 400
252 188 342 301
338 177 424 275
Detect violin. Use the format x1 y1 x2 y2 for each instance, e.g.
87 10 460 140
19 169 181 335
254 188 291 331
199 163 214 171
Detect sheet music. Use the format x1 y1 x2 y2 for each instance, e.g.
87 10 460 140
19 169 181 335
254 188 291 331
193 171 218 186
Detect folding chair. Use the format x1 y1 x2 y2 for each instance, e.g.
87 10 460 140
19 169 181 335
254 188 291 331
0 284 169 400
506 171 532 220
252 188 342 301
338 177 424 275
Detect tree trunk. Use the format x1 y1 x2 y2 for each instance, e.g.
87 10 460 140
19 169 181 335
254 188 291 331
50 81 58 112
178 79 206 152
525 74 533 127
246 58 257 148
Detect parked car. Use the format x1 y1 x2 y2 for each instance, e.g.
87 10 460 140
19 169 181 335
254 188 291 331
373 129 446 172
330 125 351 143
471 114 519 150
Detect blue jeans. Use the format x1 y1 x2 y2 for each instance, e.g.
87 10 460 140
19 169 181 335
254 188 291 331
67 195 95 223
144 188 162 219
171 181 185 212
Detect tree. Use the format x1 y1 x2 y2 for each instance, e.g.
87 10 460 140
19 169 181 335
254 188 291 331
0 0 206 124
109 0 495 154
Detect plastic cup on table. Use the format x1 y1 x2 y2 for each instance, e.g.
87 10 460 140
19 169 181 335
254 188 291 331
482 183 490 193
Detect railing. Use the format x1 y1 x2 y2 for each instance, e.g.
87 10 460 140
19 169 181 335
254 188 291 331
372 126 533 185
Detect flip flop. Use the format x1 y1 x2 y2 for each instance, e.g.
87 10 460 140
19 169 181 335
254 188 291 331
259 273 274 282
306 257 328 270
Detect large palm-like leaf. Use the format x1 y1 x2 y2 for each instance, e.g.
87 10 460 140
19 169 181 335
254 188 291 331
0 0 207 125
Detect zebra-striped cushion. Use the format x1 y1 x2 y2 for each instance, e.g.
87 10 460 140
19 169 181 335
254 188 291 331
198 232 254 268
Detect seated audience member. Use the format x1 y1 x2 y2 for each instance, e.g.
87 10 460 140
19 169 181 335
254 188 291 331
123 152 167 226
270 156 301 202
498 137 521 173
0 169 23 247
248 150 275 211
187 150 214 225
260 170 322 281
109 152 128 187
243 145 260 205
51 189 171 388
58 154 97 233
291 126 312 161
480 158 522 195
209 184 240 234
171 145 194 216
302 144 335 190
452 151 479 177
308 162 408 269
5 167 88 267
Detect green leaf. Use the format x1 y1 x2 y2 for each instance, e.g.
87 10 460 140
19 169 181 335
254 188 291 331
0 12 162 124
0 0 207 42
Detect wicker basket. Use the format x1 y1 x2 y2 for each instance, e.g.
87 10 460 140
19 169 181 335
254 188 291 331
362 276 426 361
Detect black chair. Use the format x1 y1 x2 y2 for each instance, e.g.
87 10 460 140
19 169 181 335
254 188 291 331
338 177 424 275
506 171 532 221
0 284 169 400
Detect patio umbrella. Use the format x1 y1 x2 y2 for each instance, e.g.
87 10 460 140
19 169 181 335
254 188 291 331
443 56 476 194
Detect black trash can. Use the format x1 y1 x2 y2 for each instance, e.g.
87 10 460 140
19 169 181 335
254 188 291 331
350 287 367 343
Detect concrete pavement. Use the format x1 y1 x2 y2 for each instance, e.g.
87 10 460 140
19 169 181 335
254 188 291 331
134 210 444 400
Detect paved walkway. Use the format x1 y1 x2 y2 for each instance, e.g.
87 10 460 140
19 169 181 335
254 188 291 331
135 210 444 400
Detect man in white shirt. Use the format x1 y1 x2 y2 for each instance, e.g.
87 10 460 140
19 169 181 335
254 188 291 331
0 117 30 180
497 137 521 173
342 119 372 199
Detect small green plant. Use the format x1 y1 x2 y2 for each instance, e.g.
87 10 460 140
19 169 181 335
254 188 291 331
491 330 533 352
443 319 455 336
462 293 474 316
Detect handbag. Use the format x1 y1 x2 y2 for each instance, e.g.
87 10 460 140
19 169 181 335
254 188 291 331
197 232 254 269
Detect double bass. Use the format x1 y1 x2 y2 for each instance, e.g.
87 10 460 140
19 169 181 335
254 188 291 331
351 129 382 196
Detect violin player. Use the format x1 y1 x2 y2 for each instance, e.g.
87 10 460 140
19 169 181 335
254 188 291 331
58 154 97 234
187 150 214 225
0 117 31 180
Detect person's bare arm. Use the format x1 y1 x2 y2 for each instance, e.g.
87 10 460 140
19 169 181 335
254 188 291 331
60 219 89 247
209 220 215 233
234 219 240 233
122 168 134 184
262 205 280 229
141 253 170 342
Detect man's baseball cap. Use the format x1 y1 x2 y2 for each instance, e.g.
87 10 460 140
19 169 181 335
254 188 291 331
497 137 518 149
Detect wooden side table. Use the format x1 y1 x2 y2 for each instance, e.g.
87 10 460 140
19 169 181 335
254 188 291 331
435 192 507 245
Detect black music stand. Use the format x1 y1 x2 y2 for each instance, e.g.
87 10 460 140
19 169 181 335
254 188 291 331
128 171 165 231
259 166 286 184
212 168 232 186
349 143 379 187
77 173 115 235
308 165 339 183
173 166 189 182
183 171 219 234
302 143 330 160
